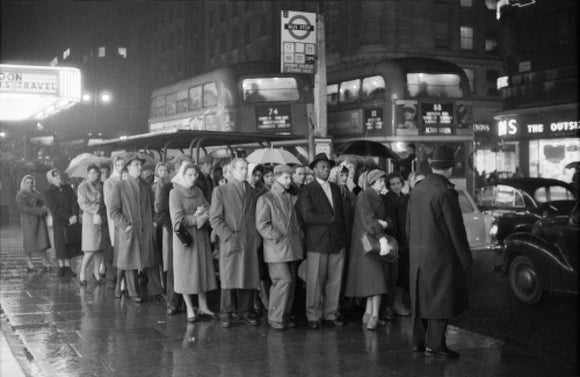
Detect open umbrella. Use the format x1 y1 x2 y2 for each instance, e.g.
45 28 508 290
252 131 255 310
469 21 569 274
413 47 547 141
246 148 300 165
65 153 110 178
565 161 580 169
341 140 401 161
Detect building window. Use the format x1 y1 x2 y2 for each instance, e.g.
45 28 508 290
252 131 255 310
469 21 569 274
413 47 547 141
486 70 499 96
463 68 475 93
118 47 127 58
435 22 450 49
63 48 70 60
460 26 474 50
460 0 472 7
98 46 106 57
485 38 498 52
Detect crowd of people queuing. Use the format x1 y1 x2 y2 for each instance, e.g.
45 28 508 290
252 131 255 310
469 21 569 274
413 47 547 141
16 144 472 358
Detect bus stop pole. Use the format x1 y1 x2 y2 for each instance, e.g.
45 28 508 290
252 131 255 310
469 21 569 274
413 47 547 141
312 6 327 160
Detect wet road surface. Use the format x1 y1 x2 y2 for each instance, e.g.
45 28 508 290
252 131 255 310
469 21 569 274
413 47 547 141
1 225 577 377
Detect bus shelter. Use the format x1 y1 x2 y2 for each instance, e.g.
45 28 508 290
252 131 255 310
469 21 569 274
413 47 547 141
85 129 305 163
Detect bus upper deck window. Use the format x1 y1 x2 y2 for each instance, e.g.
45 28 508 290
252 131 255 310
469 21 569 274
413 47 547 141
406 73 463 98
152 96 165 117
203 82 217 107
242 78 299 102
165 93 177 115
189 86 202 110
339 79 360 103
327 84 338 106
362 76 386 101
176 89 188 113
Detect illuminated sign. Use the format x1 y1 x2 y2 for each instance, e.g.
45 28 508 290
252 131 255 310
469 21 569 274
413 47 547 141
421 103 453 125
0 64 81 121
498 119 518 136
364 108 383 130
496 76 509 90
256 106 292 130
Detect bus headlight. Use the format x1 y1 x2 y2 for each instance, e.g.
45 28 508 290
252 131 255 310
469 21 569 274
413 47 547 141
489 223 498 240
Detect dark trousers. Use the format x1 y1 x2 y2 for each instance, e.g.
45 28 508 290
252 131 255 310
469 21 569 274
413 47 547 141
125 267 163 298
220 289 253 315
412 296 448 350
164 231 182 309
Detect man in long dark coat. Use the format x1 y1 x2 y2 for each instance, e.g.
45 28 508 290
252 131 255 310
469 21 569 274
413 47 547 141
210 158 261 328
406 144 473 358
109 153 162 303
298 153 350 329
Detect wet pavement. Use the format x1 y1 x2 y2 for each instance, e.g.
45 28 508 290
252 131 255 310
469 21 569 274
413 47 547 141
1 225 578 377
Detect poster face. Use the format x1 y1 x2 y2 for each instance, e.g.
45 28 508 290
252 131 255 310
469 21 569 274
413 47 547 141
395 100 419 136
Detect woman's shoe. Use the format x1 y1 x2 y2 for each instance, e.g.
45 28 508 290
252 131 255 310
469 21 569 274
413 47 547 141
362 312 371 325
366 316 378 330
79 279 88 286
187 309 198 323
198 310 216 319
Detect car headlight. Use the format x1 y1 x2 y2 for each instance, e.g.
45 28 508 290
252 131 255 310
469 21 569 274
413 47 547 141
489 223 498 240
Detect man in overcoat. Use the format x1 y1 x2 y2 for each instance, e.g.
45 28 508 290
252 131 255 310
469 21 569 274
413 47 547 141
298 153 350 329
103 156 124 291
256 165 304 330
406 144 473 358
210 158 260 328
109 153 162 302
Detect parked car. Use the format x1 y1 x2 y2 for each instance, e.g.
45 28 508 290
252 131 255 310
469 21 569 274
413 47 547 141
501 200 579 304
476 178 577 254
457 188 494 250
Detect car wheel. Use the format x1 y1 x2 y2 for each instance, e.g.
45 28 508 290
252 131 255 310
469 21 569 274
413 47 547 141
509 255 543 304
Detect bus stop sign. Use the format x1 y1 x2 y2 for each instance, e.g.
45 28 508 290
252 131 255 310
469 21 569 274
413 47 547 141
281 10 316 74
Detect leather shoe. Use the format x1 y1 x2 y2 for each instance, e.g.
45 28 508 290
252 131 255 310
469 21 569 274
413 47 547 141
325 316 344 328
425 346 460 358
308 320 321 330
239 314 258 326
220 314 232 328
412 345 426 352
166 307 178 315
269 321 286 330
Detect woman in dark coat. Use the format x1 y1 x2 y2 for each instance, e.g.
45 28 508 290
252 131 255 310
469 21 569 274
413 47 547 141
43 168 81 277
16 175 52 271
169 162 217 321
345 169 395 330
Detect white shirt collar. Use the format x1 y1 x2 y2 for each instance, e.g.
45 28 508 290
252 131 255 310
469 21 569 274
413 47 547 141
316 177 328 187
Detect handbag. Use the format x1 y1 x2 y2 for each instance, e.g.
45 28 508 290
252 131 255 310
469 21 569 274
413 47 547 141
174 221 193 247
360 232 399 263
64 223 82 247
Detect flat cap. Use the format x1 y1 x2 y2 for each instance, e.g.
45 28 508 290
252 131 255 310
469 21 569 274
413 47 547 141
274 164 294 175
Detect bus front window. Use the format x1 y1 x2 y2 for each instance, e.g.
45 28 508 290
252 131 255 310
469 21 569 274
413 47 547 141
339 79 360 103
243 78 299 102
406 73 463 98
362 75 386 101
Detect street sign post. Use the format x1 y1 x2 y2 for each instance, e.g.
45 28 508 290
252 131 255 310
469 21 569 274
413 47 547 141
280 10 317 74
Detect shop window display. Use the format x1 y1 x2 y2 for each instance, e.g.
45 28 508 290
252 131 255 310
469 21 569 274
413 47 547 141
529 138 580 183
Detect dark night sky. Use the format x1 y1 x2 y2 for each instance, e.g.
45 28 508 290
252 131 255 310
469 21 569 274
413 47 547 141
1 1 142 64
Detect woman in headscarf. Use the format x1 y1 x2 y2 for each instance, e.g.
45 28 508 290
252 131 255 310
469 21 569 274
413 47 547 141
169 162 217 322
43 168 81 277
16 175 52 271
77 164 103 285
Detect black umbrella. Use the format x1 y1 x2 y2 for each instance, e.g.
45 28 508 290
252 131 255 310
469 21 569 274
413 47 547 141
341 140 401 161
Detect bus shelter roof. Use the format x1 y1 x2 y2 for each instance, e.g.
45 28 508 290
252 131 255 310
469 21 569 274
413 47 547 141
85 130 305 161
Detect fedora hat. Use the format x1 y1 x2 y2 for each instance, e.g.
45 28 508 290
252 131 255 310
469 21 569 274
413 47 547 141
123 152 146 170
430 145 456 170
309 153 336 170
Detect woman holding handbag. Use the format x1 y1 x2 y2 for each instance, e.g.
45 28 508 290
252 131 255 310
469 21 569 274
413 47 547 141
77 165 104 285
16 175 52 271
169 162 217 322
344 169 395 330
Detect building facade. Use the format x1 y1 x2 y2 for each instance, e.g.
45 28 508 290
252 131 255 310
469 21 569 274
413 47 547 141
491 0 578 183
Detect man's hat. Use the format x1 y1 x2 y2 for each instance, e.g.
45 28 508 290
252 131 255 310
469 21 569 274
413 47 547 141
309 153 336 170
123 152 146 170
430 145 456 170
274 164 294 175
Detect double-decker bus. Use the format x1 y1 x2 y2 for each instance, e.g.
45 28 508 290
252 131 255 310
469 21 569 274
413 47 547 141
327 57 477 192
149 62 313 137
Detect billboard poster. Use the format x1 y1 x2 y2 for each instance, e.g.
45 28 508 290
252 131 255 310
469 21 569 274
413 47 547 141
395 100 419 136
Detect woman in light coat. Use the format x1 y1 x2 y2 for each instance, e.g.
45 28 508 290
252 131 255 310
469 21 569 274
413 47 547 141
169 162 217 321
77 164 103 285
16 175 52 271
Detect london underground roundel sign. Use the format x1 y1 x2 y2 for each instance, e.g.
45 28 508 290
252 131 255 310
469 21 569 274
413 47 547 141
281 10 317 74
